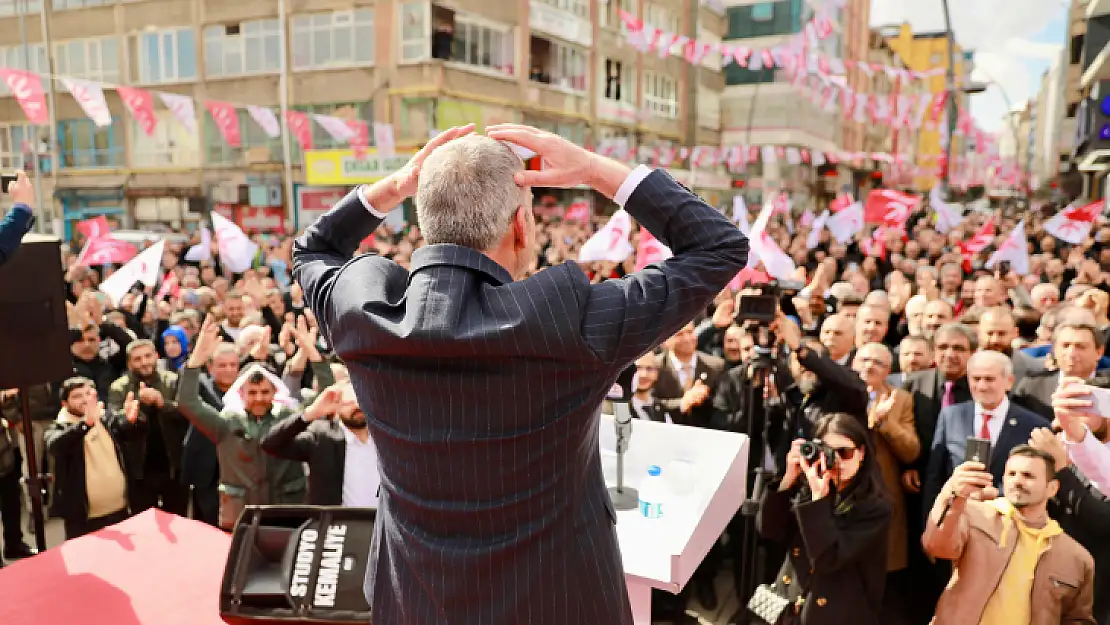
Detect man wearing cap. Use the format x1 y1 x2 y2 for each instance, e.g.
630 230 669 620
176 314 334 530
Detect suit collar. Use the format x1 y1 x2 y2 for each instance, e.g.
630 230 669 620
410 244 513 286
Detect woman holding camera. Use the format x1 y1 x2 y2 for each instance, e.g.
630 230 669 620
748 413 892 625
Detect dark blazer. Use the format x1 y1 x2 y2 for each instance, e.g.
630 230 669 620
1013 370 1110 423
652 350 725 427
292 169 749 625
179 374 224 490
901 369 971 475
1052 465 1110 625
260 414 346 506
757 481 893 625
44 411 130 522
922 399 1050 518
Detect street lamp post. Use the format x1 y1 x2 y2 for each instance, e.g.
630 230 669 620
941 0 958 199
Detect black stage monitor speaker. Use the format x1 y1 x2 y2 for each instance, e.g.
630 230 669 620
0 234 73 389
220 506 375 625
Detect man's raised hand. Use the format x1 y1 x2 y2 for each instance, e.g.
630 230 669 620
187 314 223 368
486 124 631 199
365 124 476 212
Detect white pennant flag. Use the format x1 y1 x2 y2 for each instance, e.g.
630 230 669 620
930 185 963 233
212 212 259 273
248 105 281 138
184 225 211 262
313 114 357 143
578 210 634 263
158 92 198 134
826 202 864 243
60 78 112 127
733 195 751 233
99 240 165 306
747 199 796 280
807 210 830 248
374 122 396 158
985 220 1031 275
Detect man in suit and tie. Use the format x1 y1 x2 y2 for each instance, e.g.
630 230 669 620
899 322 974 625
818 313 855 366
1014 319 1109 421
653 323 726 429
923 350 1050 517
292 124 749 624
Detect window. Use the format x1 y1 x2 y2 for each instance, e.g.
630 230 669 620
0 0 40 15
399 1 431 62
602 58 634 105
204 20 281 78
0 124 34 170
0 44 48 96
205 109 283 166
698 87 720 130
1070 35 1083 66
52 0 112 8
643 72 677 118
129 110 200 168
131 28 198 84
725 0 798 39
400 97 435 141
536 0 587 18
750 2 773 21
529 37 585 91
599 0 636 31
54 37 121 83
451 15 514 77
644 3 678 33
291 9 375 70
57 118 124 168
724 64 776 87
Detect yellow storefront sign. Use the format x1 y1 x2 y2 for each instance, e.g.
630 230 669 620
304 149 416 186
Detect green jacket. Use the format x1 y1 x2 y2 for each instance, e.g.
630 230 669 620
108 370 186 481
175 362 334 529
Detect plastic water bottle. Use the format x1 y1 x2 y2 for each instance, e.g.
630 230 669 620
639 465 668 519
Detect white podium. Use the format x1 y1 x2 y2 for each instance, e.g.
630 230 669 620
599 415 749 624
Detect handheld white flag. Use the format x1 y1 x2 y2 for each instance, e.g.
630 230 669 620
98 240 166 306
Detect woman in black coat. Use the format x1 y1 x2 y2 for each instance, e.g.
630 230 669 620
749 412 892 625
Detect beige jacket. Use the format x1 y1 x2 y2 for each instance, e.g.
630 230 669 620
923 495 1096 625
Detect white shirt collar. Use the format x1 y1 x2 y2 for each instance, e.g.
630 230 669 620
974 397 1009 444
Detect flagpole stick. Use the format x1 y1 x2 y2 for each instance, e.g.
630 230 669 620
277 0 297 233
39 0 59 234
18 0 45 234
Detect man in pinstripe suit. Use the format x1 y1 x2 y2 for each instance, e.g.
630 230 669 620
293 123 749 624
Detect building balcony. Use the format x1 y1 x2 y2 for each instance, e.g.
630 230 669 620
1089 0 1110 20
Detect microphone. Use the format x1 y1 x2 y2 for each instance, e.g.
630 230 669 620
607 364 639 511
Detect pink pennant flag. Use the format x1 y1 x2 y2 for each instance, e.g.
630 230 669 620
76 237 138 267
285 110 313 151
0 69 48 125
76 215 111 240
564 201 590 223
347 120 370 159
206 101 241 148
634 228 673 272
117 86 158 136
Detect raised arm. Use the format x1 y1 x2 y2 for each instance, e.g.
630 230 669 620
177 315 234 443
0 172 35 267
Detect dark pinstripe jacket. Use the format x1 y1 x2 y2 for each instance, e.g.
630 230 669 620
292 168 749 625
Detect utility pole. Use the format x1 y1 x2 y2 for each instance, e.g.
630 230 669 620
940 0 957 199
18 0 45 233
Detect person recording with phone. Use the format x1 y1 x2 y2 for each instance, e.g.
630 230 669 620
923 448 1095 625
746 413 892 625
1053 377 1110 496
0 170 36 267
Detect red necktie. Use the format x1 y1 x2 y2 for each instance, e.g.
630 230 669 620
979 411 993 439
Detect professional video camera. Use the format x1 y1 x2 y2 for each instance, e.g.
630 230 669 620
734 279 805 368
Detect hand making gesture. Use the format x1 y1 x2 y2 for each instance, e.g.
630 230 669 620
187 314 224 368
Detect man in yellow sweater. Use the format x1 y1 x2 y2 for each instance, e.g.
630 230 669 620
923 445 1095 625
45 377 138 540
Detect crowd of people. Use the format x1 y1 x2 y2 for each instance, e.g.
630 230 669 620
0 144 1107 625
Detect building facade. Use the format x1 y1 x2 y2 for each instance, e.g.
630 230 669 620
862 28 919 191
719 0 844 205
0 0 729 238
882 22 971 193
1032 50 1067 189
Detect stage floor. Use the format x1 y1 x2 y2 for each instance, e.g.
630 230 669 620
0 510 232 625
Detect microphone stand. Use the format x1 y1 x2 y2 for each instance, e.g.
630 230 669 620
607 401 639 510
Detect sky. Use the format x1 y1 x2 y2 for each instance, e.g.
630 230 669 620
869 0 1071 134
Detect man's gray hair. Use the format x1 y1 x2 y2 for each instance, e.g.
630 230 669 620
935 322 977 350
967 349 1013 377
415 135 525 250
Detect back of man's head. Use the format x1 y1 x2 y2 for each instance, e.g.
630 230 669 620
416 135 525 251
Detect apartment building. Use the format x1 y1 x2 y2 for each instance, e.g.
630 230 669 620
839 0 866 166
882 22 972 193
861 29 920 191
1032 51 1067 188
1062 0 1088 172
720 0 844 204
0 0 727 238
